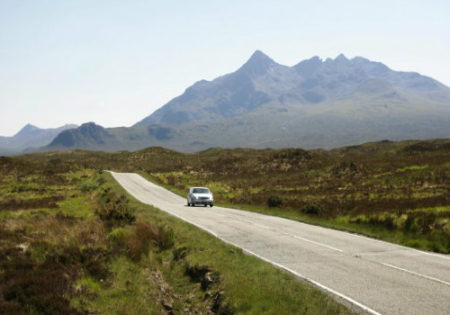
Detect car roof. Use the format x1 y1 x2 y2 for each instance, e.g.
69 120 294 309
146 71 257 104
190 187 209 190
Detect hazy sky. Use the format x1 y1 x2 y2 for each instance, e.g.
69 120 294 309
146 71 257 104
1 0 449 136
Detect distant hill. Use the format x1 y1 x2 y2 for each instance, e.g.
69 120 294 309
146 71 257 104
46 51 450 152
0 124 77 155
46 122 181 152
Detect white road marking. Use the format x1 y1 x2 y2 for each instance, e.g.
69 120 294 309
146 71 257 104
284 233 344 253
382 263 450 287
221 239 383 315
241 219 344 253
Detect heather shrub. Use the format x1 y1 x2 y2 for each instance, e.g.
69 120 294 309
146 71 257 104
300 204 323 215
267 196 282 207
96 188 135 225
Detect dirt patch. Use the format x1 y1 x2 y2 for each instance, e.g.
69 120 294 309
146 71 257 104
148 268 177 315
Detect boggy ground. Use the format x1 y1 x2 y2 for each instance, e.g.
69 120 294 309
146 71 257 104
0 154 354 314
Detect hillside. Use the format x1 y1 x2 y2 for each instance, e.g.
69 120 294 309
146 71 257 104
45 51 450 153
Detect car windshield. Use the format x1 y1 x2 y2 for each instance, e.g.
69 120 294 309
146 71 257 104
193 188 209 194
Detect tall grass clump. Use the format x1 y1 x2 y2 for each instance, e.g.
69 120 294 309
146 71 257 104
107 221 174 261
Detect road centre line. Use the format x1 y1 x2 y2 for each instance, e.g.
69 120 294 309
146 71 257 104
382 263 450 287
237 218 344 253
284 233 344 252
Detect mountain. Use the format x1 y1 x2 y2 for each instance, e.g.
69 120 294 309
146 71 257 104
135 51 450 128
46 51 450 152
0 124 77 155
47 122 181 152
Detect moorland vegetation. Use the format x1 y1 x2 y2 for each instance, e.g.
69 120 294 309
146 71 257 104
24 139 450 252
0 150 355 314
1 138 448 314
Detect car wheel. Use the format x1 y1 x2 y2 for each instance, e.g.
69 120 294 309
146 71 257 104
210 204 213 207
187 202 190 206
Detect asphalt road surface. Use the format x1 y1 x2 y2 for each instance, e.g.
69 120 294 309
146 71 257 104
110 172 450 315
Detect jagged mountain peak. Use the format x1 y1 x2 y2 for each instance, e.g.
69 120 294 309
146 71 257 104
249 50 272 61
335 53 349 61
238 50 277 77
294 56 323 77
15 124 40 137
333 54 351 66
323 53 351 67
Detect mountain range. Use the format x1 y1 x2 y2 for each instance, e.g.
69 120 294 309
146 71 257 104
0 124 77 155
4 51 450 154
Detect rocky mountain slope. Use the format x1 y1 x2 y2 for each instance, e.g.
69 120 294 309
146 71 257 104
46 51 450 152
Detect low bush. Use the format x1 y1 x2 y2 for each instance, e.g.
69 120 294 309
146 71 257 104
267 195 282 207
300 204 323 216
0 246 84 315
95 188 135 225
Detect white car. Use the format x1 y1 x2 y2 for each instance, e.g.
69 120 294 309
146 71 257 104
187 187 214 207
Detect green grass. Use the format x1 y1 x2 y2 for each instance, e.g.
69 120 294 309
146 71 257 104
57 195 95 218
72 256 161 315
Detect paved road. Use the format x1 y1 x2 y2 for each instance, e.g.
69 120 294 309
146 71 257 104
111 172 450 315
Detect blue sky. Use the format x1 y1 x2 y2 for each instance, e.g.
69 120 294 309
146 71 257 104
1 0 449 136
